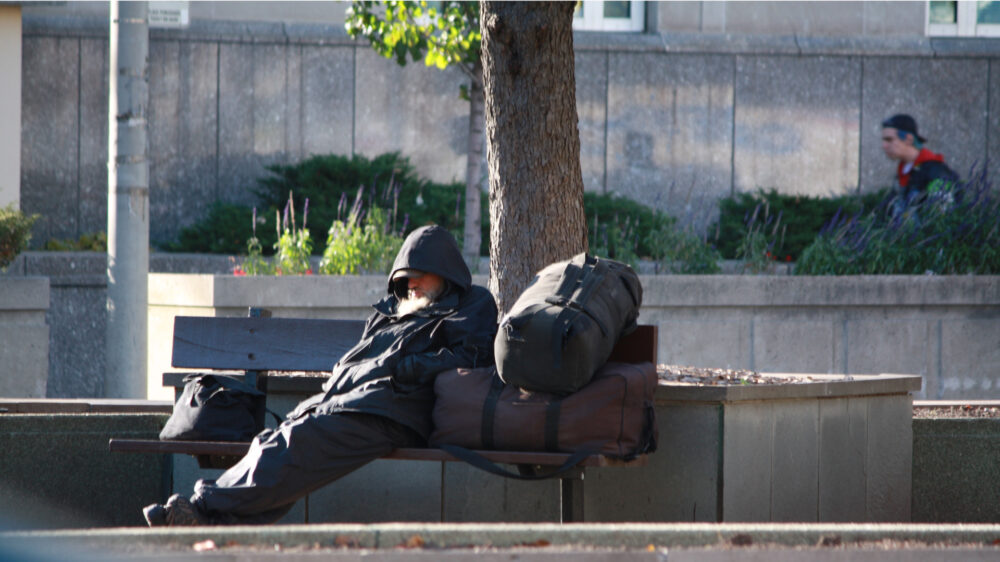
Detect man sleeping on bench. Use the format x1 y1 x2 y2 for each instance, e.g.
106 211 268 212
144 225 499 526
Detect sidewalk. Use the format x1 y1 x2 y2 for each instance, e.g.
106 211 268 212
3 522 999 561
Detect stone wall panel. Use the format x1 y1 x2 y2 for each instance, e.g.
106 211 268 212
21 36 79 243
606 53 734 231
78 37 108 239
733 55 861 198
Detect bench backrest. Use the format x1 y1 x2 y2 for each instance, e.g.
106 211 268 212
172 316 366 372
172 316 657 373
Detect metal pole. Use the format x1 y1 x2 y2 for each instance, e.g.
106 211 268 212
106 0 149 398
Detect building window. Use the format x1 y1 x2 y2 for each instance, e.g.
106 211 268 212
573 1 645 32
928 1 1000 37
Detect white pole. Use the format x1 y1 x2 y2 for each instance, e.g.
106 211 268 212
106 0 149 398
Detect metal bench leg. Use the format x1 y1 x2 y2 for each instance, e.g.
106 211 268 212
559 468 584 523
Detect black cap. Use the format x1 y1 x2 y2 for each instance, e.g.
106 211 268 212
881 114 926 143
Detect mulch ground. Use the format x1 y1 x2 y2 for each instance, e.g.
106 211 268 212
657 365 1000 419
913 404 1000 419
657 365 814 386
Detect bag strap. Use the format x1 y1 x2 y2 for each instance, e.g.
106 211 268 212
438 444 596 481
544 399 562 451
551 255 589 299
544 256 611 338
568 256 609 309
480 373 506 450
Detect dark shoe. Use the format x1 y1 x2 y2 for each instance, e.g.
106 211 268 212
143 494 209 527
142 502 167 527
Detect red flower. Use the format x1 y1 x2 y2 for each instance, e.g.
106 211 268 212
785 255 792 262
232 266 246 276
305 269 313 275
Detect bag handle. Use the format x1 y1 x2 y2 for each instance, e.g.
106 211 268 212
264 408 282 427
438 444 597 481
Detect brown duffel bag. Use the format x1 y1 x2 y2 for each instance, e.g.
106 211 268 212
429 361 658 462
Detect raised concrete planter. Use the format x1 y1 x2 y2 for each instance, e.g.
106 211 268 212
0 411 168 529
0 277 49 397
587 374 919 522
912 413 1000 523
161 371 920 523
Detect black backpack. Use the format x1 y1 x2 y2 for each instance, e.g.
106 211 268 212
159 374 278 442
494 253 642 395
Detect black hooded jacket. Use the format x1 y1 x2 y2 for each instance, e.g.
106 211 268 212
289 226 498 439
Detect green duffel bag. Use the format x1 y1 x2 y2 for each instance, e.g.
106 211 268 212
494 252 642 395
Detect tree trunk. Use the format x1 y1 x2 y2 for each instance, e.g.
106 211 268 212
462 64 485 272
480 1 587 314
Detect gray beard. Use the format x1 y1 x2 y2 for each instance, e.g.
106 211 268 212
396 294 434 316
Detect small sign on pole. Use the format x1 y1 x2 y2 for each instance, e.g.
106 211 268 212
149 1 190 28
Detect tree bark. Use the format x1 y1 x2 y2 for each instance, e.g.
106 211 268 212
462 64 485 272
480 1 587 314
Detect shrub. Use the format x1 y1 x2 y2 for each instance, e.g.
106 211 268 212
796 167 1000 275
167 202 276 255
586 191 721 272
319 191 404 275
585 192 674 263
712 189 888 261
0 205 40 271
271 193 314 275
255 152 466 254
645 226 721 274
44 231 107 252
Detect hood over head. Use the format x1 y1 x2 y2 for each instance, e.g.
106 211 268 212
388 226 471 298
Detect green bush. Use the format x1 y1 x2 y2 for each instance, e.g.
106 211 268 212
796 169 1000 275
585 191 721 272
711 189 888 261
585 192 674 262
255 152 467 254
44 231 107 252
167 202 276 255
0 205 39 271
645 226 721 274
320 201 403 275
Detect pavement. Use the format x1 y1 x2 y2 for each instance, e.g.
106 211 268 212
3 523 1000 561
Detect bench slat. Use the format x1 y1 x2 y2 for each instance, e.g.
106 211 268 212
108 438 647 468
172 317 366 372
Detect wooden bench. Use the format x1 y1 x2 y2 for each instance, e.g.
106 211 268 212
110 311 657 523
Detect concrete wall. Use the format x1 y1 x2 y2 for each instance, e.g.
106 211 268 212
1 251 236 398
655 1 927 37
0 5 20 208
1 252 997 402
18 11 1000 248
912 418 1000 523
0 412 167 529
25 1 928 37
148 272 999 402
0 276 48 398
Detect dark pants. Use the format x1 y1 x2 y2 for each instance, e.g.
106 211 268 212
191 412 424 524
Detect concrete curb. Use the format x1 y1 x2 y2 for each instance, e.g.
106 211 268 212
4 523 1000 552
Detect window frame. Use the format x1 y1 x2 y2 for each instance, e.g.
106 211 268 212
573 1 645 33
927 1 1000 37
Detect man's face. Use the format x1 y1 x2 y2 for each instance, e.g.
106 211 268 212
407 272 445 301
881 127 912 161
